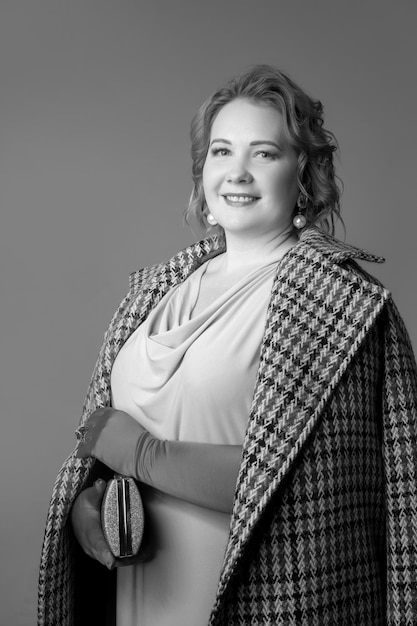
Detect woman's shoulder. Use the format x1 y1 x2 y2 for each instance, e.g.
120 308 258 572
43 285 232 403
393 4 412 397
128 235 225 291
128 262 167 290
299 226 392 289
300 227 385 267
299 227 400 311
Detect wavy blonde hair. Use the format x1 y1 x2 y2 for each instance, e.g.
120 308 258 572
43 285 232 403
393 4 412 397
185 64 342 235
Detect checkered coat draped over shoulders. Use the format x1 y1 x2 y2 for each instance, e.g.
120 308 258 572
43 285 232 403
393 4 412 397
38 227 417 625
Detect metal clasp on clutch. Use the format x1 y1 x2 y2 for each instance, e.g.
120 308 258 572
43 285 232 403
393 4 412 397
118 475 133 557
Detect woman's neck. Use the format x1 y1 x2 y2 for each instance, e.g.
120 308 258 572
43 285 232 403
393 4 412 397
219 229 298 272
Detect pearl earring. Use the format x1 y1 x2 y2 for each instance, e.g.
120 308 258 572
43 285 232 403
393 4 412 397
293 194 308 229
207 213 218 226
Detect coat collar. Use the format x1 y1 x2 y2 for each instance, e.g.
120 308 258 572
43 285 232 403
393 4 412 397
298 226 385 264
129 226 385 294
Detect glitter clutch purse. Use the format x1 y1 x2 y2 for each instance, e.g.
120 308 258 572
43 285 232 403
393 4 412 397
101 475 145 558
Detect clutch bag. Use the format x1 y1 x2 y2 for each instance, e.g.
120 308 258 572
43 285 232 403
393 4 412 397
101 475 145 558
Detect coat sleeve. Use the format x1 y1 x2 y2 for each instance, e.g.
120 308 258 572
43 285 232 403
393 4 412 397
382 298 417 622
37 276 141 626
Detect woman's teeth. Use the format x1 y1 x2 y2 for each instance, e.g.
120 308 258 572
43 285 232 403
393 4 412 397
224 195 257 203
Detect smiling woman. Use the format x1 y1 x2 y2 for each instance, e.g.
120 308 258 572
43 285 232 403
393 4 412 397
38 65 417 626
202 99 299 242
187 64 341 236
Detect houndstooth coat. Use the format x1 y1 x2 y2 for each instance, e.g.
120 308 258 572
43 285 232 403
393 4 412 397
38 227 417 625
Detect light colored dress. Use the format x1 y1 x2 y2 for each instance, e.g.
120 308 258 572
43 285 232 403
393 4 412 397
110 255 280 626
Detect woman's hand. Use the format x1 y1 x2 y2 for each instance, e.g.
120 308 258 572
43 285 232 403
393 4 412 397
76 407 146 477
71 479 152 568
71 479 115 569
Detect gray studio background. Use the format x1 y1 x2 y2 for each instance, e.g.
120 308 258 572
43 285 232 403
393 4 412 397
1 1 416 623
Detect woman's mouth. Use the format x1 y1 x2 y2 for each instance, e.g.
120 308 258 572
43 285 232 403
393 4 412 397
222 194 260 206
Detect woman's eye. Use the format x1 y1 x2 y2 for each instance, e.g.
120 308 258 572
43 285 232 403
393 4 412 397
211 147 230 157
255 151 277 160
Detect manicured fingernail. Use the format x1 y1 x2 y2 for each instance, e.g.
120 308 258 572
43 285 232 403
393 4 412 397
95 479 104 486
106 558 114 570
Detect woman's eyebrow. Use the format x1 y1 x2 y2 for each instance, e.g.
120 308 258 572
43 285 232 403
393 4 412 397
250 140 282 150
210 138 232 146
209 138 282 150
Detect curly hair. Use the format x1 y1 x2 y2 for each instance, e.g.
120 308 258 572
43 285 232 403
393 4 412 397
185 64 342 235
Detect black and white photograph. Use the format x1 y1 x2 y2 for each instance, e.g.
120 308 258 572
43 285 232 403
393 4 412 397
1 1 416 624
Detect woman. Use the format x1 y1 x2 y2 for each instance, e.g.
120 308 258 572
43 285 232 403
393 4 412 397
38 65 417 625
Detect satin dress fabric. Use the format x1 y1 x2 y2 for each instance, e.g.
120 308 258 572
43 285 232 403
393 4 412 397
110 255 281 626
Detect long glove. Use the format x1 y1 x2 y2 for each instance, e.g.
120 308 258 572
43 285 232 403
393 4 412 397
76 408 242 514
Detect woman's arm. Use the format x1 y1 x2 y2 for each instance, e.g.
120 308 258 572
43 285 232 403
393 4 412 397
136 435 242 513
76 408 242 513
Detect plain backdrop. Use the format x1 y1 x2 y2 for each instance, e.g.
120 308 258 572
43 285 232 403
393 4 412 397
1 1 416 623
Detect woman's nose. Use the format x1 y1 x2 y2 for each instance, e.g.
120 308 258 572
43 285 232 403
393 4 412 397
226 160 254 184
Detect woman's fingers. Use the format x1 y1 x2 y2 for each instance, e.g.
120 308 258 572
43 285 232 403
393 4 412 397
75 408 144 476
75 419 107 459
71 480 116 569
83 478 107 508
86 520 116 569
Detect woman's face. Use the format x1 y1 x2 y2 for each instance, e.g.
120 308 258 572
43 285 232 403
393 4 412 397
202 98 299 240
